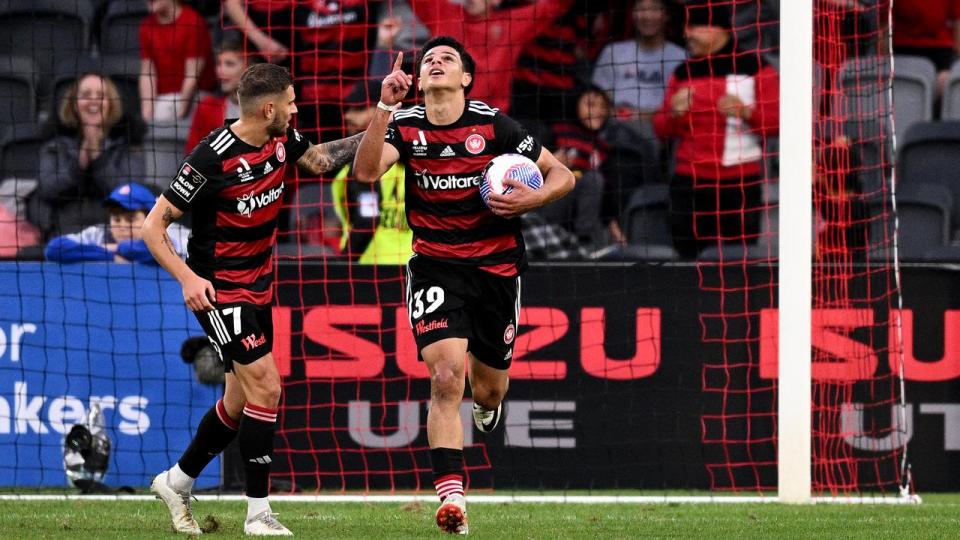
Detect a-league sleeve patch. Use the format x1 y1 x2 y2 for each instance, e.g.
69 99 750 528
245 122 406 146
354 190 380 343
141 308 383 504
169 162 209 203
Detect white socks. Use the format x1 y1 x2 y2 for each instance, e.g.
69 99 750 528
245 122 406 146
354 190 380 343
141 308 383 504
167 463 195 493
247 496 271 520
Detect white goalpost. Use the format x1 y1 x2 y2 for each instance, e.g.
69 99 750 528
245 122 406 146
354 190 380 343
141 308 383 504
777 0 814 505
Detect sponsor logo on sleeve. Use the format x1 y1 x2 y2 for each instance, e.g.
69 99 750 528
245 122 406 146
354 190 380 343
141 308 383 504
170 162 208 203
516 135 534 154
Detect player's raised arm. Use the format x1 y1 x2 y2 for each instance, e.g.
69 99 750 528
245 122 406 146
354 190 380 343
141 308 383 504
487 147 576 219
142 195 216 312
296 132 366 176
354 52 410 183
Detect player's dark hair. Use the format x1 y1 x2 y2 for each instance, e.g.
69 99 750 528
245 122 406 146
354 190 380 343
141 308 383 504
416 35 476 96
237 63 292 112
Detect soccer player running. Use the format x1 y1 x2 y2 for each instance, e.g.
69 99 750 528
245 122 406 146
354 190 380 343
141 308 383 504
354 37 575 534
141 63 362 536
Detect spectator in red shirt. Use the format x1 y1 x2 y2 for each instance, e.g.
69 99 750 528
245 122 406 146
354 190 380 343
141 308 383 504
652 0 779 259
139 0 217 121
891 0 960 94
409 0 573 113
184 36 258 153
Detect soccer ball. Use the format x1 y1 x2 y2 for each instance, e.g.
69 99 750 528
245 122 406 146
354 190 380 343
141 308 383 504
480 154 543 209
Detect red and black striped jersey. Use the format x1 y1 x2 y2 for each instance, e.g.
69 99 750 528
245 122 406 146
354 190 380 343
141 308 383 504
292 0 371 103
551 121 608 173
163 124 310 305
384 100 543 277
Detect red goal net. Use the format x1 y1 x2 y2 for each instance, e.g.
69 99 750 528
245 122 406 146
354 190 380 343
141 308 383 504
0 0 910 496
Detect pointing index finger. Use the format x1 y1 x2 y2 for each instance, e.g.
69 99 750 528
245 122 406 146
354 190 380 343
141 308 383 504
393 51 403 72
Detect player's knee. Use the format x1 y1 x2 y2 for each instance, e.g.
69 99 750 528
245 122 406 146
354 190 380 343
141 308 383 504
260 384 282 408
472 384 506 410
222 396 245 419
431 368 464 404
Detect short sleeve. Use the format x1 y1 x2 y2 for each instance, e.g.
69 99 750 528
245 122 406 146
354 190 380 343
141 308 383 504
384 119 406 160
494 113 542 162
162 143 222 211
284 126 311 163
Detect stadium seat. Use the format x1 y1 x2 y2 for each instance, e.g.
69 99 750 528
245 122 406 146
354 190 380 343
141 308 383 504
892 55 936 142
869 182 952 260
836 56 895 200
98 0 148 56
623 184 674 247
0 0 93 97
143 123 189 192
897 121 960 230
0 123 44 180
0 55 36 127
942 60 960 120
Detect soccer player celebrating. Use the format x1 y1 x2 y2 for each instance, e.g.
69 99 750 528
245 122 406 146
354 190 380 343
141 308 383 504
354 37 575 534
141 63 362 536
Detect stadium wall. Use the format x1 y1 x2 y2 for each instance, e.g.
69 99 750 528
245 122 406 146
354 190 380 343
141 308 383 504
2 262 958 491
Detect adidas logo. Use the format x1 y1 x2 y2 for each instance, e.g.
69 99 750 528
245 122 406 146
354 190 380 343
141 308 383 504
263 162 273 174
249 455 273 465
440 145 455 157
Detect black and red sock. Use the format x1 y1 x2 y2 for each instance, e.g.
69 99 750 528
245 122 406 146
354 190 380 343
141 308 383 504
177 399 239 478
239 403 278 499
430 447 465 502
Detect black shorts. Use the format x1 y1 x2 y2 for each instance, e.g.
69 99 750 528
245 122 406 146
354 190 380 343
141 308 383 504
194 302 274 372
405 255 521 370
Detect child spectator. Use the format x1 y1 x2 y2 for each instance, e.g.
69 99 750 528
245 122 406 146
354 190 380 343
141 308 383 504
540 86 612 247
45 183 188 263
184 35 255 153
33 73 145 237
139 0 216 121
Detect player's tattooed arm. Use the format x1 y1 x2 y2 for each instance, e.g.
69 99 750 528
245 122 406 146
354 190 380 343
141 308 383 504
297 132 365 175
159 207 180 258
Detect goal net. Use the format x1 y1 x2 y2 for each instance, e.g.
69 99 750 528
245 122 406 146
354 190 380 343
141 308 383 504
0 0 913 498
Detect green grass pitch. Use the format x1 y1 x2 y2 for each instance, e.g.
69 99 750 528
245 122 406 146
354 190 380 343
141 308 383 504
1 494 960 539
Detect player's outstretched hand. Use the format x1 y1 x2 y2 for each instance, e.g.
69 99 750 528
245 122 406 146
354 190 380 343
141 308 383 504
487 178 544 219
381 52 412 107
182 273 217 312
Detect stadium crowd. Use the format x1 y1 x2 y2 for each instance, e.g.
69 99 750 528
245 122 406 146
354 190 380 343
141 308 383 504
0 0 952 262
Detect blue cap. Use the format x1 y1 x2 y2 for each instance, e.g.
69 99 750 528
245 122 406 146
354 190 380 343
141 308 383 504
105 183 156 211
